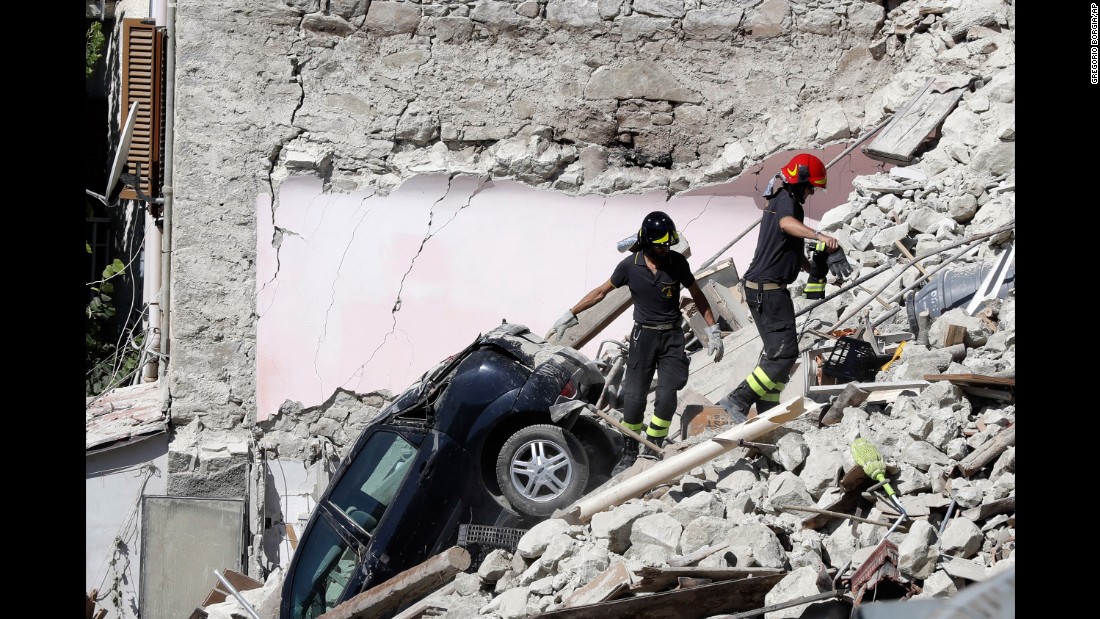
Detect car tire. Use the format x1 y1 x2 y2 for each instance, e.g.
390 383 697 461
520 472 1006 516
568 416 617 492
496 424 590 518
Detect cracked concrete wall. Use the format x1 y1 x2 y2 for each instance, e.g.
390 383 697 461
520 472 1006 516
169 0 905 457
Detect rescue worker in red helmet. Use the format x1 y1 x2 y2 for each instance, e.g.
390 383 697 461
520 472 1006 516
718 153 852 418
547 211 723 470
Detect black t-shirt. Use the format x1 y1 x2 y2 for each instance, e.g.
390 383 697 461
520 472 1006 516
743 186 805 285
610 251 696 324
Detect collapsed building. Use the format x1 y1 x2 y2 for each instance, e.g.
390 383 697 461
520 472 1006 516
85 0 1014 618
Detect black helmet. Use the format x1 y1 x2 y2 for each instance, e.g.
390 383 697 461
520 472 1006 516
638 211 679 248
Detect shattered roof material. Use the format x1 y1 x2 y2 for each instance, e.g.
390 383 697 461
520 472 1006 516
86 381 167 453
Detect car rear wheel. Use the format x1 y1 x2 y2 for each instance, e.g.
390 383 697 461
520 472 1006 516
496 424 590 518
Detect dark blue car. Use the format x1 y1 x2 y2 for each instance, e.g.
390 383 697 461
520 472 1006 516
280 323 621 619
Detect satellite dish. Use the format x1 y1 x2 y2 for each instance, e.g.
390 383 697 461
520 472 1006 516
86 101 140 206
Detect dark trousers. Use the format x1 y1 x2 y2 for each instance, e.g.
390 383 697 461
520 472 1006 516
729 287 798 411
621 324 689 431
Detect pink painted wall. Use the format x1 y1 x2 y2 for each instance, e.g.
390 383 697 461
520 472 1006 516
255 146 886 420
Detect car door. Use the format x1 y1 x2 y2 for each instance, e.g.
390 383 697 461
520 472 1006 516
282 429 424 619
358 428 483 590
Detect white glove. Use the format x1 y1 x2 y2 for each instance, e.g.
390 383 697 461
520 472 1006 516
546 311 579 340
705 323 723 357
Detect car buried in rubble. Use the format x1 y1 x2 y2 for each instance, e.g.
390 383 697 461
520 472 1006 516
280 322 623 619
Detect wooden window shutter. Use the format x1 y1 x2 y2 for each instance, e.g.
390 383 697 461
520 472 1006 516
120 18 165 202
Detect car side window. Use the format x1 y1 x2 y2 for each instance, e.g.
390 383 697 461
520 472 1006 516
287 432 418 619
327 431 417 536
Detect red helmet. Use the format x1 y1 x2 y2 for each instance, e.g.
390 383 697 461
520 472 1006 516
781 153 827 189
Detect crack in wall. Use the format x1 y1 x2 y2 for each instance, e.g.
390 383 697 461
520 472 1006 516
336 174 457 392
391 175 455 316
259 55 308 305
681 193 717 235
314 193 378 389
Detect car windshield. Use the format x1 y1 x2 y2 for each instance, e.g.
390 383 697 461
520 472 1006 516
286 432 418 619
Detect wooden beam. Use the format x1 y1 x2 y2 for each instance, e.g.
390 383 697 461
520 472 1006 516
776 505 897 528
943 324 967 347
956 425 1015 477
807 380 930 397
536 573 786 619
318 546 471 619
962 496 1015 521
893 240 929 277
704 280 752 332
862 78 966 164
632 567 785 593
387 584 455 619
923 374 1016 387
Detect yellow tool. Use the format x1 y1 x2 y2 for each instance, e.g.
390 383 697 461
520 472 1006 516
851 437 908 519
881 340 906 371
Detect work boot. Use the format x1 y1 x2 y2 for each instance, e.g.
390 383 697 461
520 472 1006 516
717 393 749 424
638 435 665 460
611 439 640 476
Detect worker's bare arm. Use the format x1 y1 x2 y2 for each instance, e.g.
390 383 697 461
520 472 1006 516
570 280 616 315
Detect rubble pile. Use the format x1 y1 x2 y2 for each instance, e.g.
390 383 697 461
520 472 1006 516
404 1 1017 616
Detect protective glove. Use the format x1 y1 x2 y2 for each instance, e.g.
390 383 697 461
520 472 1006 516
804 242 828 299
546 311 579 340
704 323 724 358
827 248 853 279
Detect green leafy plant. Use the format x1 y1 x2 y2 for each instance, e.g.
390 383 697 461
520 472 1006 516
87 257 144 395
86 21 105 79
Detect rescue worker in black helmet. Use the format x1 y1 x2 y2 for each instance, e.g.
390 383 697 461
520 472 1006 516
547 211 723 470
718 153 853 418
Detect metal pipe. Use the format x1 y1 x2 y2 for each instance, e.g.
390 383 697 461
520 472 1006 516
938 494 958 537
213 570 262 619
158 0 176 380
141 207 162 382
559 397 818 524
869 240 983 329
825 221 1015 328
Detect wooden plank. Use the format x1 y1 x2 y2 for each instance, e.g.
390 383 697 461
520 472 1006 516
777 505 896 528
633 567 784 593
943 324 967 347
548 237 690 350
807 380 930 397
695 257 741 289
862 78 966 164
923 374 1016 387
960 385 1014 402
388 583 455 619
704 280 752 332
318 546 470 619
957 425 1015 477
537 573 786 619
562 561 632 608
962 496 1015 521
797 490 861 530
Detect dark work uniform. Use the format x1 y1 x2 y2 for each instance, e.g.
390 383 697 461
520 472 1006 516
725 185 805 413
610 250 695 438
